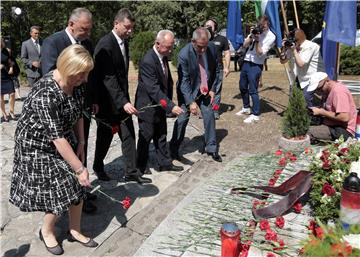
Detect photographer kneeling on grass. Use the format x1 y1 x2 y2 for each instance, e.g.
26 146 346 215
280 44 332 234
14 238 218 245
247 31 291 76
307 72 357 142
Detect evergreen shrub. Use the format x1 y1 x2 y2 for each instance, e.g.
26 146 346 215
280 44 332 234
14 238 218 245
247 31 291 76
129 31 155 69
282 86 310 138
340 45 360 75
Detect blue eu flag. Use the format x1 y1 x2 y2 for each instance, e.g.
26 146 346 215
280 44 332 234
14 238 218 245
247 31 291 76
227 0 243 51
322 0 357 79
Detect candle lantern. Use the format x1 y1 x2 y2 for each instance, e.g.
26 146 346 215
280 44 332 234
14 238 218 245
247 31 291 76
340 172 360 231
220 222 241 257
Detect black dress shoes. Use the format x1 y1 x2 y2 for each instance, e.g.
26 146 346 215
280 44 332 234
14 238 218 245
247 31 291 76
82 200 97 214
67 231 98 248
39 229 64 255
140 168 152 175
158 164 184 172
207 152 222 162
124 174 152 184
94 171 111 181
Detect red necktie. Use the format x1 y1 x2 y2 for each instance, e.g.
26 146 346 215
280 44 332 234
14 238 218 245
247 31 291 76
198 55 208 94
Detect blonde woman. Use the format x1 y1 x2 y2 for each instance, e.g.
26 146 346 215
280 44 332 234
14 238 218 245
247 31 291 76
9 44 97 255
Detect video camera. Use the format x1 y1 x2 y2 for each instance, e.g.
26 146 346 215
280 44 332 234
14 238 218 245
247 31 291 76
284 30 296 47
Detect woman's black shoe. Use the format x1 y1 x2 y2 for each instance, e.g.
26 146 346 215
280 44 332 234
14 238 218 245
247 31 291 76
67 231 98 248
39 229 64 255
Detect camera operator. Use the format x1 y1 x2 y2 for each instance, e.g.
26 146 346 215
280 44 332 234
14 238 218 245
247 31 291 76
236 15 275 124
280 29 325 107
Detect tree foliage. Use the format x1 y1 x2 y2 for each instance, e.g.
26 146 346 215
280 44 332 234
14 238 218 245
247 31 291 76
129 31 155 69
340 45 360 75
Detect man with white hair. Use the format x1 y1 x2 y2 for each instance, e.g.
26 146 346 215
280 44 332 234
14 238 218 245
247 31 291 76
135 30 184 174
308 72 357 141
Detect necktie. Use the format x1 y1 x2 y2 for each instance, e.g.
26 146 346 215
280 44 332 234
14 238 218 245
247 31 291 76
198 55 208 94
162 57 169 94
35 41 40 54
120 41 127 69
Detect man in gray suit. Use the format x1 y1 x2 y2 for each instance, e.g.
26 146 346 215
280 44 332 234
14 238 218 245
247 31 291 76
21 26 42 87
170 27 222 162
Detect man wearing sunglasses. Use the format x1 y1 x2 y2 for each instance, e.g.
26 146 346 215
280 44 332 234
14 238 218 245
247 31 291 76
307 72 357 142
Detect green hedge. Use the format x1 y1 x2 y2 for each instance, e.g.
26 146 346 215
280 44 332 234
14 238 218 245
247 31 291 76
129 31 156 69
340 45 360 75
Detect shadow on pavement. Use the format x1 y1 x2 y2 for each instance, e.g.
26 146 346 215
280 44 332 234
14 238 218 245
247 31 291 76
3 244 30 257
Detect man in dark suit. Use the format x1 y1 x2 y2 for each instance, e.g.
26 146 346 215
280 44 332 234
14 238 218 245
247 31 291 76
41 7 97 214
135 30 184 175
170 27 222 162
21 26 42 87
91 8 151 184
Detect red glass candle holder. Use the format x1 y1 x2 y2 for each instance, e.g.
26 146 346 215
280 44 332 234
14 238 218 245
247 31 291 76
220 222 241 257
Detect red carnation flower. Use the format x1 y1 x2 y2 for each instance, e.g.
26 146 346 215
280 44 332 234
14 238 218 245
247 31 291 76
273 239 285 251
314 227 324 239
321 182 336 196
239 250 249 257
304 147 312 154
293 202 302 213
159 99 167 108
308 220 317 235
289 155 297 162
260 219 271 231
212 104 220 111
278 157 287 166
111 125 120 134
268 178 276 186
339 147 349 156
285 151 293 159
200 86 208 95
320 150 330 161
121 196 131 209
241 240 252 251
266 253 276 257
274 169 283 176
322 160 331 170
275 216 285 229
275 149 283 156
265 229 278 241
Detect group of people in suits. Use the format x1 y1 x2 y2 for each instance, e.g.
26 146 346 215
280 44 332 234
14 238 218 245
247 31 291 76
11 6 224 254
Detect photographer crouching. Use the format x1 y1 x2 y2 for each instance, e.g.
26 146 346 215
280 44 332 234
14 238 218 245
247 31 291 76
236 15 275 123
280 29 325 107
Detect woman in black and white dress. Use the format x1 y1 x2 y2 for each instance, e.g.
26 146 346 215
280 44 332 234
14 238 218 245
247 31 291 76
9 44 97 255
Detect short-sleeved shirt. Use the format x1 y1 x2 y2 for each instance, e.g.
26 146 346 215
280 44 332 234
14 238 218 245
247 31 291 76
211 34 230 68
245 29 275 65
323 81 357 135
288 40 325 89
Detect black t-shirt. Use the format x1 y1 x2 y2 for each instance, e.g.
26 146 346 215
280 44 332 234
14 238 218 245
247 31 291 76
211 34 230 67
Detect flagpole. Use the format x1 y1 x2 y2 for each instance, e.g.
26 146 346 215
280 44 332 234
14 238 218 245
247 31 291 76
279 0 294 87
335 43 340 81
280 0 289 34
292 0 300 29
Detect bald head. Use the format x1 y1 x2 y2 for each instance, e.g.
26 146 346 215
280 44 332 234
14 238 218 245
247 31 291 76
294 29 306 45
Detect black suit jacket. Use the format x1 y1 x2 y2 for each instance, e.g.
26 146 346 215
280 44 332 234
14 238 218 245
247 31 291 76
41 30 93 74
41 30 94 107
135 48 175 123
92 32 130 118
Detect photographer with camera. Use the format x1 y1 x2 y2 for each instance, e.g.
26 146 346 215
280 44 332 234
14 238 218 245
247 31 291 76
280 29 325 107
236 15 275 123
